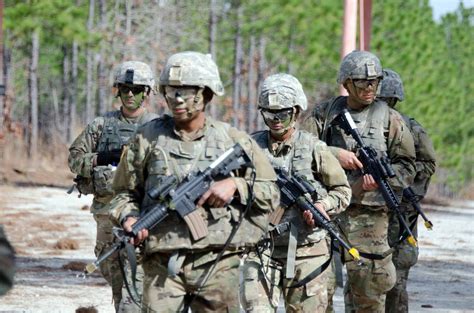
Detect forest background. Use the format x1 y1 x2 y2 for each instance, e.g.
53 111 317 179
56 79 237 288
0 0 472 198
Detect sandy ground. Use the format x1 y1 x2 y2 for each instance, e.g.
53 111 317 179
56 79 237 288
0 185 473 313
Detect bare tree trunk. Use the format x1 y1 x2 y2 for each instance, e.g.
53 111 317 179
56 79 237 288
232 3 243 128
62 45 70 142
28 30 39 160
85 0 95 123
209 0 218 118
97 0 107 115
69 41 78 143
247 35 257 133
287 24 295 75
257 35 266 130
0 0 4 133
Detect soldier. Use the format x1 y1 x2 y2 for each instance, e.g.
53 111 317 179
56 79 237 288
241 73 351 313
302 50 417 312
379 69 436 313
108 51 279 313
68 61 158 312
0 225 15 296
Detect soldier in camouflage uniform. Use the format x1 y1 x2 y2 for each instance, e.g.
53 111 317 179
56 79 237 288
68 61 158 312
378 69 436 313
108 51 279 313
302 50 417 312
241 73 351 313
0 225 15 296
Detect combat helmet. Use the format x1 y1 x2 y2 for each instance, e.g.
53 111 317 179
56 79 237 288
159 51 224 96
113 61 155 92
379 69 405 102
337 50 383 84
258 73 308 111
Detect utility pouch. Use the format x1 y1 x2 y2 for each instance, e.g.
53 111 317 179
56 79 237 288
73 175 94 195
92 165 116 197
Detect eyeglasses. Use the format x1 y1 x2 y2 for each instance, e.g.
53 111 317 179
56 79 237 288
352 79 380 90
119 85 146 95
164 86 198 100
260 108 294 121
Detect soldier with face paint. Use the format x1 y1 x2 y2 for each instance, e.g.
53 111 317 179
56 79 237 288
241 73 351 313
108 51 279 313
68 61 158 312
302 51 417 312
379 69 436 313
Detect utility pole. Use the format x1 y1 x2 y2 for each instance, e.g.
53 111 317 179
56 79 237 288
340 0 372 95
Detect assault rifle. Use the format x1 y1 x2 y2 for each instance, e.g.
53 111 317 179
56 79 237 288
403 186 433 230
275 169 361 263
334 109 417 247
84 143 253 275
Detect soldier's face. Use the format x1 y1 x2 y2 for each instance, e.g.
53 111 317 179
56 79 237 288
346 79 379 105
118 84 146 110
164 86 203 122
261 108 295 135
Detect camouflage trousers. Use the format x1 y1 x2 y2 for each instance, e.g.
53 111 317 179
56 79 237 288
339 204 396 313
325 257 338 313
385 210 419 313
94 213 143 313
140 250 242 313
241 240 330 313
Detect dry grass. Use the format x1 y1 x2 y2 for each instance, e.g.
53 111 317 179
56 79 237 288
36 221 67 232
53 238 80 250
75 306 98 313
26 237 48 248
62 261 87 271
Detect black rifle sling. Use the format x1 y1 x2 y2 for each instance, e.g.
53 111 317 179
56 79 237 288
119 242 142 308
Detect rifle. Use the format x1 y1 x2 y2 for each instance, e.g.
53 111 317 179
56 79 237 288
275 169 361 263
334 109 417 247
84 143 253 275
403 186 433 230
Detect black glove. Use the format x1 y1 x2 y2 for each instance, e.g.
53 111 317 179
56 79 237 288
96 149 123 166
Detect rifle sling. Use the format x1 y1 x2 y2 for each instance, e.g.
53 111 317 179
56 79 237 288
119 242 142 308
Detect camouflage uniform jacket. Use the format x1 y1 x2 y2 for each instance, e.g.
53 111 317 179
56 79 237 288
68 109 158 214
302 97 416 207
252 129 351 246
401 114 436 198
109 114 280 253
0 225 15 296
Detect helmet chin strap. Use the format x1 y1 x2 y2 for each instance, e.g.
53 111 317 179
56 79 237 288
186 87 205 117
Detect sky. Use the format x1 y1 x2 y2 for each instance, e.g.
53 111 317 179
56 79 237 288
430 0 473 20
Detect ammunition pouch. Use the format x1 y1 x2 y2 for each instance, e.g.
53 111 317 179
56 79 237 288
92 165 116 197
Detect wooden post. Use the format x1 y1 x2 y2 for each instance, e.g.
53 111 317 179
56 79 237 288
340 0 357 96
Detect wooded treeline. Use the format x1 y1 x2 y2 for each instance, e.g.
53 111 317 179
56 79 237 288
1 0 472 192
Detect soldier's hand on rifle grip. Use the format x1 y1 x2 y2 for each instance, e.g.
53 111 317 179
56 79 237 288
197 178 237 208
362 174 378 191
337 149 363 170
123 217 148 245
302 203 330 228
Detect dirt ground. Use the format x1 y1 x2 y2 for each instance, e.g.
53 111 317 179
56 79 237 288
0 184 473 313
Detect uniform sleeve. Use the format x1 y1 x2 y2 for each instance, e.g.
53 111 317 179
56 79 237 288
68 118 104 177
300 104 326 138
109 131 149 225
312 141 351 215
411 118 437 180
386 109 417 190
228 130 280 214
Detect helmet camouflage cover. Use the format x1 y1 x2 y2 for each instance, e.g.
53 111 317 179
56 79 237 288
159 51 224 96
337 50 383 84
258 73 308 111
379 69 405 101
113 61 155 90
